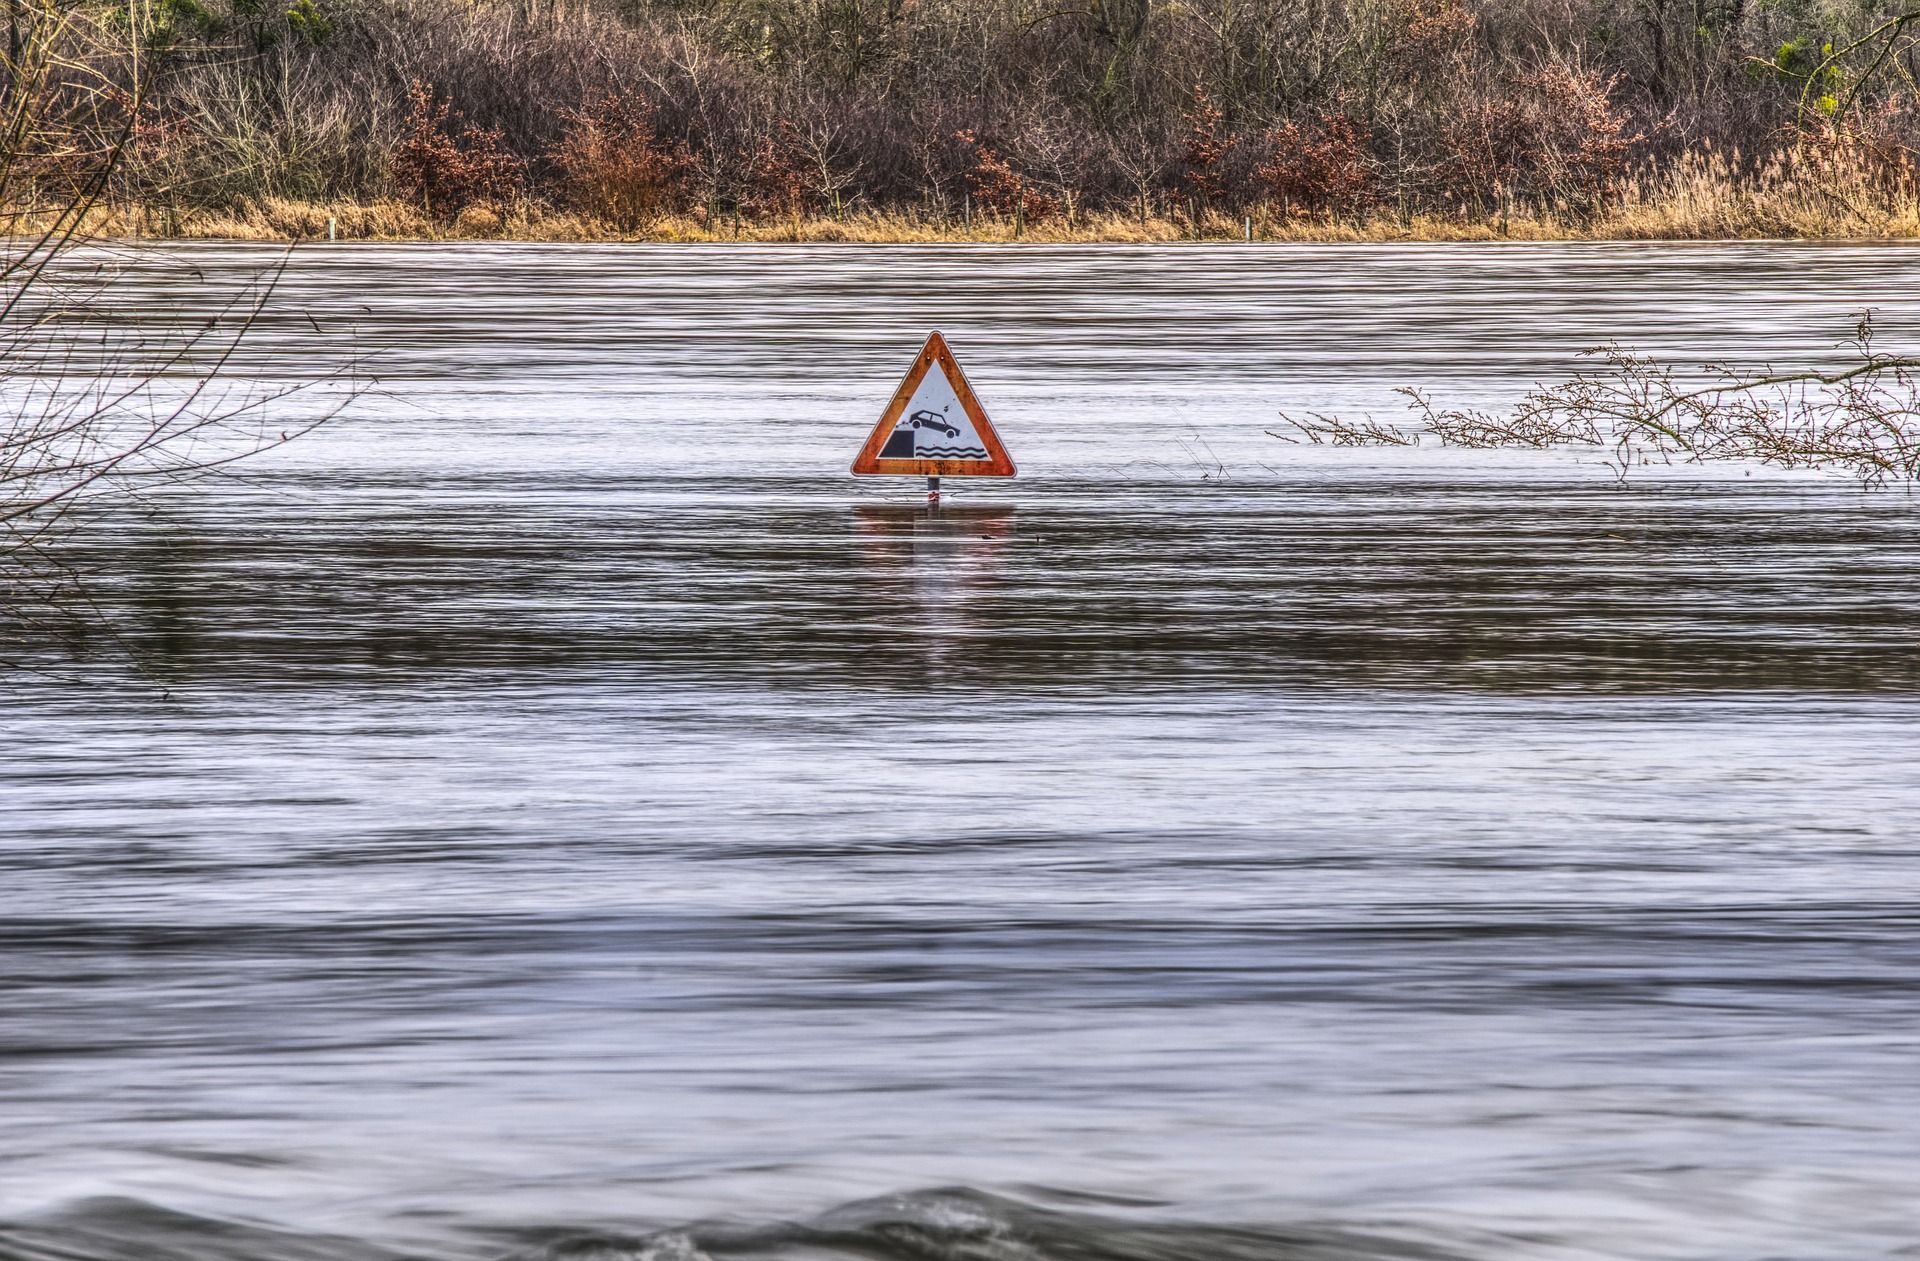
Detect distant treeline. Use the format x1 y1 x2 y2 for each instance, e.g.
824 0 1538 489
28 0 1920 229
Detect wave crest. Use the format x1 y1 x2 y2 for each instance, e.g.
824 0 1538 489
3 1189 1461 1261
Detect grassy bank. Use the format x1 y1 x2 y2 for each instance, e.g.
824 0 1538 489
79 149 1920 243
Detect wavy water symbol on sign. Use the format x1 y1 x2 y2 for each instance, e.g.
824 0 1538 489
878 406 989 461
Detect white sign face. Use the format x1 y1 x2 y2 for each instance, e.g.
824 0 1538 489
851 331 1015 477
874 366 992 462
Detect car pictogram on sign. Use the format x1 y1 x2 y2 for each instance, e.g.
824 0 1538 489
905 410 960 438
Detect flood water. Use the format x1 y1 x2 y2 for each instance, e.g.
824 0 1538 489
4 243 1920 1261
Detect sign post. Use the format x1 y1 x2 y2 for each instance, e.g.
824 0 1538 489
852 332 1015 506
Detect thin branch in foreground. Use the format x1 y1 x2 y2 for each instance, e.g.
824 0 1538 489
1289 313 1920 487
1271 412 1420 446
3 245 366 543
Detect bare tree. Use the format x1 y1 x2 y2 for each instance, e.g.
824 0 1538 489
3 0 357 576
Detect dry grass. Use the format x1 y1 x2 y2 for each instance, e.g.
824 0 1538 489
1604 148 1920 240
25 148 1920 243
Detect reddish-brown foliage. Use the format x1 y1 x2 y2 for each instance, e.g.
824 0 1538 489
741 122 810 218
95 0 1920 231
1434 66 1640 212
1520 66 1640 208
1258 111 1378 215
954 130 1059 220
1177 86 1230 205
1397 0 1478 66
391 79 522 220
548 90 691 228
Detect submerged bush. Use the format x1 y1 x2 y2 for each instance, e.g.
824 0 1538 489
1279 315 1920 487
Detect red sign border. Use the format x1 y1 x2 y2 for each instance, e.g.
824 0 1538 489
851 332 1016 478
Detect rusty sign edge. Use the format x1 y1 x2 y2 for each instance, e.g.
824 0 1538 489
850 331 1017 478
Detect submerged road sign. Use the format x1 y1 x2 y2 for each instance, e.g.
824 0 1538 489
851 332 1016 478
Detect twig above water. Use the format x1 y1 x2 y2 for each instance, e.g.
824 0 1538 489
1279 313 1920 487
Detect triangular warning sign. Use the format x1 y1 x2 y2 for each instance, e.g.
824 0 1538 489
852 332 1016 477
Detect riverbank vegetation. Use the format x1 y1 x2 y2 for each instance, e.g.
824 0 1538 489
7 0 1920 241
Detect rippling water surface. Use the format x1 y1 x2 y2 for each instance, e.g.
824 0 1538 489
5 243 1920 1261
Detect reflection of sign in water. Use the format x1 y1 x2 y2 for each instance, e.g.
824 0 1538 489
852 332 1016 477
853 505 1016 673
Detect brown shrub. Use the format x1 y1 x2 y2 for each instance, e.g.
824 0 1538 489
741 122 809 218
547 90 692 230
1393 0 1478 71
954 130 1059 220
1434 66 1639 214
1176 86 1231 206
1519 66 1640 211
1259 111 1378 216
390 78 522 220
66 0 1920 234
